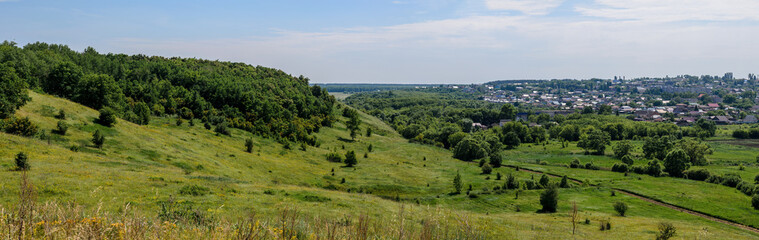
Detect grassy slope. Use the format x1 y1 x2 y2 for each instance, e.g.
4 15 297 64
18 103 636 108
0 91 756 239
504 137 759 228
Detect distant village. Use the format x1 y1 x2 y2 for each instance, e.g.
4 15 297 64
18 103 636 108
459 74 759 126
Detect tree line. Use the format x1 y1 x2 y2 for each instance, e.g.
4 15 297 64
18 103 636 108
0 41 335 144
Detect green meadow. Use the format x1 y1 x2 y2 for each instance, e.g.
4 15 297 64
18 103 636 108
0 91 758 239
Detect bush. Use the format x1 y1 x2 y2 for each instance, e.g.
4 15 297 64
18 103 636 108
656 222 677 240
214 122 231 136
204 122 211 130
705 175 724 184
53 120 68 135
539 175 550 187
721 173 742 188
663 148 689 178
523 180 539 190
569 158 581 168
92 130 105 148
614 202 628 216
737 181 754 196
15 152 29 171
179 184 210 196
489 154 502 168
733 129 749 139
683 169 711 181
326 152 343 162
506 174 518 189
481 164 492 174
613 140 634 159
621 155 634 165
559 175 570 188
3 117 38 136
755 174 759 184
631 165 646 174
344 150 357 167
245 138 253 153
753 194 759 210
646 160 663 177
55 109 66 120
96 107 117 127
611 163 629 173
539 185 559 213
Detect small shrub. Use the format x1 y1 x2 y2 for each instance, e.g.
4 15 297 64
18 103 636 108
611 163 629 173
368 144 373 152
755 174 759 184
55 109 66 120
570 159 581 168
753 194 759 210
179 184 210 196
506 174 518 189
3 117 38 136
15 152 29 171
496 172 502 180
489 154 502 168
204 122 211 130
721 173 742 188
539 174 550 187
96 107 117 127
683 169 711 181
92 130 105 148
214 122 231 136
631 165 646 174
326 152 343 162
559 175 570 188
53 120 68 135
481 164 492 174
176 118 184 126
614 202 628 216
539 185 559 213
245 138 253 153
705 175 724 184
737 181 755 196
621 154 634 165
69 144 80 152
646 160 663 177
344 150 357 167
656 222 677 240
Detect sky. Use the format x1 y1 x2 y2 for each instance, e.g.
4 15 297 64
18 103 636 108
1 0 758 84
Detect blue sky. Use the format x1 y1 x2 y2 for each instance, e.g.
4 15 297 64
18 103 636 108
2 0 759 83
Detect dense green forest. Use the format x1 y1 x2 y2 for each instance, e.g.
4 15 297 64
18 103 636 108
0 41 335 144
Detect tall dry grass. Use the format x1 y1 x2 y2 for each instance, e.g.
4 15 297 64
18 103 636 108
0 172 487 240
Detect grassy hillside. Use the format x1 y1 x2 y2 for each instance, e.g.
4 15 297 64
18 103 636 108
0 91 757 239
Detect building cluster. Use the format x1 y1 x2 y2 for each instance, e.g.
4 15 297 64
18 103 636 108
465 77 759 126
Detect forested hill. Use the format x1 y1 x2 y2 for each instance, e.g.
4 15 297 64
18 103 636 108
0 41 335 143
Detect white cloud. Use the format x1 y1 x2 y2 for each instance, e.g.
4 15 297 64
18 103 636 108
577 0 759 22
108 0 759 83
484 0 564 15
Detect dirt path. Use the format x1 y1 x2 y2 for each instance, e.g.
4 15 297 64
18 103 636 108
505 165 759 234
